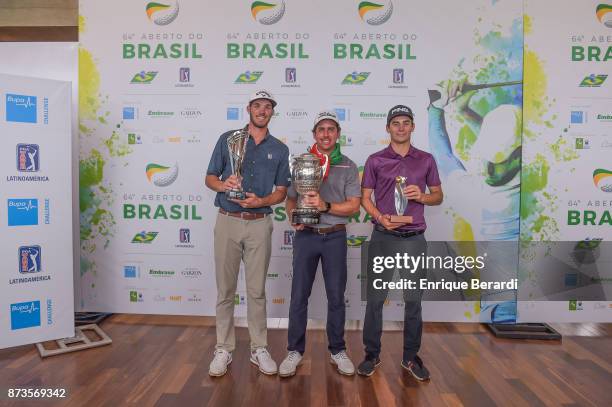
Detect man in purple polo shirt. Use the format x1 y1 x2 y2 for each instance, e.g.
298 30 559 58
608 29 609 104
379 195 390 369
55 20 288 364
357 104 443 380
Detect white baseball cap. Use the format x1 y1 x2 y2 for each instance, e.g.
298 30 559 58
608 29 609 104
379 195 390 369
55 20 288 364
313 110 340 128
249 90 277 107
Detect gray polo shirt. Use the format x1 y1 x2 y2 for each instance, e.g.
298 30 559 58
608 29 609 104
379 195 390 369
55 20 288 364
288 154 361 227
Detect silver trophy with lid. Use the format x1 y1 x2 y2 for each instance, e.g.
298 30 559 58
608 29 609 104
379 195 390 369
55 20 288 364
289 153 328 224
225 128 249 200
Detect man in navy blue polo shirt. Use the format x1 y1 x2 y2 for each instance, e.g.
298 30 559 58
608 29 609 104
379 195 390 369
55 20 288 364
205 90 290 377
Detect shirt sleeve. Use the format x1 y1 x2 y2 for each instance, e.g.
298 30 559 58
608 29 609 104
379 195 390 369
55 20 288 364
361 156 377 189
275 144 291 187
426 155 442 187
345 161 362 198
206 133 226 177
287 183 297 199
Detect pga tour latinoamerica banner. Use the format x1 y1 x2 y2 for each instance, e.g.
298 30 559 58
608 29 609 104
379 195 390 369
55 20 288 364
78 0 526 322
518 0 612 322
0 73 75 349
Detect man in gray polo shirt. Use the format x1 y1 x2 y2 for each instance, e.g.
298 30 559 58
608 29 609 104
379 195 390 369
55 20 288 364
278 110 361 377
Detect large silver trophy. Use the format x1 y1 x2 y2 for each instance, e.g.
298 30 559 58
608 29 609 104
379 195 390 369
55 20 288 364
289 153 328 224
390 176 413 224
225 128 249 200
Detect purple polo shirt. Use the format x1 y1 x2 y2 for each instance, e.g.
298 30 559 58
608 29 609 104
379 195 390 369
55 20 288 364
362 145 441 232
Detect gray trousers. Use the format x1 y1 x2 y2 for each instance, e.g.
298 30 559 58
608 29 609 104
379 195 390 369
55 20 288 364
214 212 272 352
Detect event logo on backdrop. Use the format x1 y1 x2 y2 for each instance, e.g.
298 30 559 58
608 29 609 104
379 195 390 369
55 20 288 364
593 169 612 192
146 1 180 26
358 1 393 26
123 2 202 59
251 1 286 25
226 0 312 65
146 162 179 186
596 3 612 27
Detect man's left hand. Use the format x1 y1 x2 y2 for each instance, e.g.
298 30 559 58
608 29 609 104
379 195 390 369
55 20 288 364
403 185 423 202
231 192 263 209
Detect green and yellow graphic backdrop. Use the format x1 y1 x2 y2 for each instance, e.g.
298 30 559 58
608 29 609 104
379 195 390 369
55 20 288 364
78 0 611 322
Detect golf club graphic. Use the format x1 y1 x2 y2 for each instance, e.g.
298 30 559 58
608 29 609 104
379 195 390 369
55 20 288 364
428 80 522 104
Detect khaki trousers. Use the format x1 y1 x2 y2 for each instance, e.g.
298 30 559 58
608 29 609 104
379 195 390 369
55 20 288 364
213 212 272 352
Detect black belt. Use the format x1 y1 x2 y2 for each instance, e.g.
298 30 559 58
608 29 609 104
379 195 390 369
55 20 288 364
374 224 424 238
303 224 346 235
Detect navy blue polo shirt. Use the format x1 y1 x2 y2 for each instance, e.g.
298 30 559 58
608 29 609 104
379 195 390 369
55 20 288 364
207 128 291 214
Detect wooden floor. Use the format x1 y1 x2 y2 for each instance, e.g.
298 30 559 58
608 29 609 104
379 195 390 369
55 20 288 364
0 316 611 407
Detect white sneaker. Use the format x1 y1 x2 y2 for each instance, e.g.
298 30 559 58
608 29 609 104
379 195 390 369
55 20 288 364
279 351 303 378
250 347 278 375
330 350 355 376
209 349 232 377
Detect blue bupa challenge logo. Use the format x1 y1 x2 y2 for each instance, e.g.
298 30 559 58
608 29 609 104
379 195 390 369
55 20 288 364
6 94 37 123
10 300 41 330
8 199 38 226
19 245 42 273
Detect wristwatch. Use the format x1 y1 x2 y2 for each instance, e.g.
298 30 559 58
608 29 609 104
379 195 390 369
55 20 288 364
320 201 331 213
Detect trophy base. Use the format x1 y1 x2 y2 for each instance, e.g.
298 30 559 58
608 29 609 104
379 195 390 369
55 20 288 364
292 208 320 225
226 189 246 200
389 215 413 224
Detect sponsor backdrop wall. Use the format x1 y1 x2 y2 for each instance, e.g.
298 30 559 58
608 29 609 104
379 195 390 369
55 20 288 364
518 0 612 322
0 73 75 349
77 0 610 322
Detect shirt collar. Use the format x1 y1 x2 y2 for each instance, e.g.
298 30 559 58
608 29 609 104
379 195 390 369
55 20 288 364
385 144 419 159
245 125 271 143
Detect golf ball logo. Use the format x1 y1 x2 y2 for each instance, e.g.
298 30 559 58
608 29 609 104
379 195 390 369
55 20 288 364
358 1 393 26
146 1 180 26
596 4 612 28
593 169 612 192
146 163 179 187
251 1 286 25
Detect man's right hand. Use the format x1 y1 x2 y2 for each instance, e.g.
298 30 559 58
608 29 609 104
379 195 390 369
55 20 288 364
291 223 305 231
222 175 241 191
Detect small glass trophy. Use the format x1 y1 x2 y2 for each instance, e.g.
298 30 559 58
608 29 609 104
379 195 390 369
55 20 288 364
389 176 413 224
